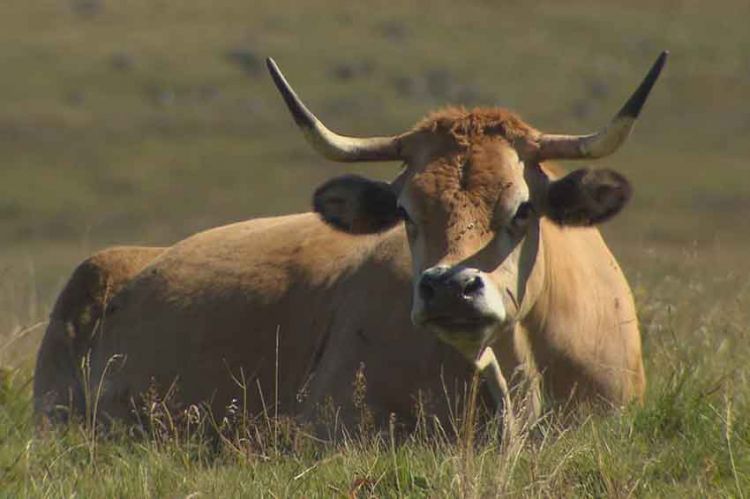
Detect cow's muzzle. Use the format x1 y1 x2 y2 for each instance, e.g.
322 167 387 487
412 265 506 333
411 265 507 357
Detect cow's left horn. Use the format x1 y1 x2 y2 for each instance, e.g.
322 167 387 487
266 58 403 162
537 51 668 161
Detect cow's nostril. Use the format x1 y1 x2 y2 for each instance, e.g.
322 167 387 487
419 279 435 301
463 276 484 297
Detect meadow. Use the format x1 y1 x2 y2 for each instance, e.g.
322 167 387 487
1 0 749 496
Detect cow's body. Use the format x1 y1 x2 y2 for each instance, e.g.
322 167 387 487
35 53 666 431
35 209 641 430
35 215 476 429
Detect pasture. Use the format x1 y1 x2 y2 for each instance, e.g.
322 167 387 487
1 0 749 496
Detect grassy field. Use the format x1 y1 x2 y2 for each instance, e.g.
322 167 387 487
1 0 749 496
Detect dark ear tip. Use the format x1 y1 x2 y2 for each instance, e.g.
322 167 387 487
311 187 326 214
312 175 401 235
588 169 633 223
586 168 633 199
547 167 633 226
587 167 630 184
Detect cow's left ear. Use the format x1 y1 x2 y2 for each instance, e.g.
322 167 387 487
313 174 402 234
545 168 632 226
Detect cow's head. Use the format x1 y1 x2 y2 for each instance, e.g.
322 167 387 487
268 53 666 360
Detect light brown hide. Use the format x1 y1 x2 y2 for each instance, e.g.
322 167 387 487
524 219 644 403
35 214 642 431
35 215 481 430
395 109 643 405
34 108 645 432
34 246 166 419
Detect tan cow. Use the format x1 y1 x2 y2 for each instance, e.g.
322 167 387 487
34 53 667 432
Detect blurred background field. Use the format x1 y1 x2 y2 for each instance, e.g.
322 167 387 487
0 0 749 495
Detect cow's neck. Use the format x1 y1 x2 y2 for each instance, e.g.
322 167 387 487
518 219 618 402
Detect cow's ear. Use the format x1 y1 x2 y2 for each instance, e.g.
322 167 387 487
545 168 632 226
313 175 402 234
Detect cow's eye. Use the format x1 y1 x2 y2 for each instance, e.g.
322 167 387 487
511 202 534 227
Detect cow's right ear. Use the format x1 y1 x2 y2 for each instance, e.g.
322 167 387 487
544 168 632 226
313 175 402 234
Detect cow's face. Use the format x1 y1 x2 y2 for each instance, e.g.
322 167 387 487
313 119 631 359
267 52 665 359
397 130 542 358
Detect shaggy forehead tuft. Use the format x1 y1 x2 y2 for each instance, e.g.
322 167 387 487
411 107 538 143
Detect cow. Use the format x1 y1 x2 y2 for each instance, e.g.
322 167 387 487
34 52 667 434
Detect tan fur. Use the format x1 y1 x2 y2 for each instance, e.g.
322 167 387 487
57 215 478 431
412 107 537 143
34 246 166 422
34 107 644 431
398 109 643 408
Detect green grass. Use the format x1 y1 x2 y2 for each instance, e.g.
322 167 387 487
1 0 749 496
2 244 747 496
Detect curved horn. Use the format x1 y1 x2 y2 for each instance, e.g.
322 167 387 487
538 51 668 160
266 58 402 162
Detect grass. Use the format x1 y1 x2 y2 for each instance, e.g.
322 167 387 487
2 244 747 496
1 0 749 496
1 371 745 497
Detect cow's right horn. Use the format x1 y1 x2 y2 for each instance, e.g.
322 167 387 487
267 58 403 162
537 51 668 161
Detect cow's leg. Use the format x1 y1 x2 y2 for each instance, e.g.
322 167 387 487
33 246 165 426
